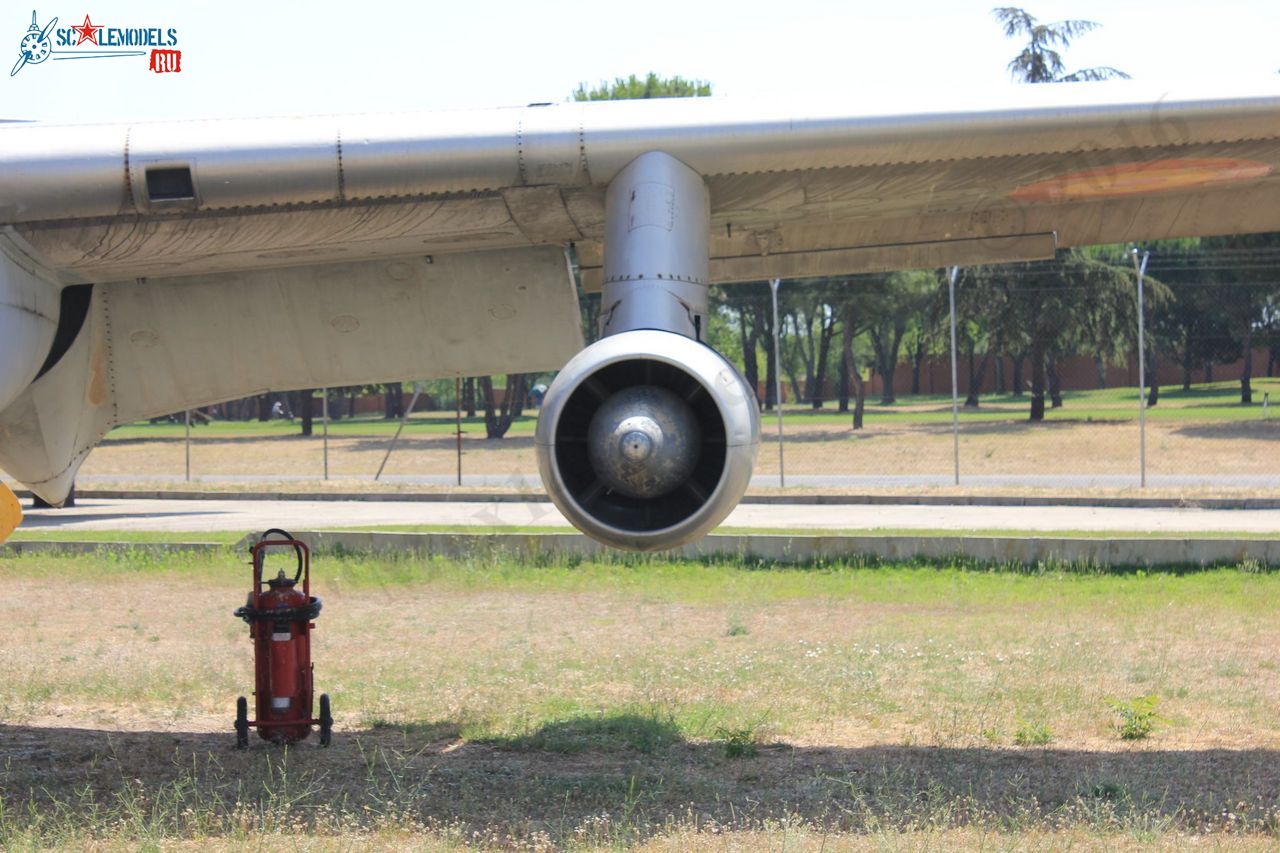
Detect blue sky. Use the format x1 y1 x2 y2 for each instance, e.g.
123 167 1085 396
3 0 1279 123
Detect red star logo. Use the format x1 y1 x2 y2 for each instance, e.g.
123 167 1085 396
71 14 102 46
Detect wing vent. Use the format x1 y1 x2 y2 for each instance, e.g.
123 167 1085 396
145 166 195 202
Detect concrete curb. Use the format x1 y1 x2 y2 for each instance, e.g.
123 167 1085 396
0 541 226 556
15 488 1280 510
241 531 1277 568
5 533 1271 568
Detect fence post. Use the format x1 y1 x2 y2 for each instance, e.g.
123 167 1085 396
321 387 329 481
455 376 463 487
770 278 785 488
184 409 191 482
947 266 961 486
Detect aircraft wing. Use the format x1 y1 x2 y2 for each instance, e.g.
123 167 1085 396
2 81 1280 508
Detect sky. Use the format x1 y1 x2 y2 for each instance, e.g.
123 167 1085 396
2 0 1279 123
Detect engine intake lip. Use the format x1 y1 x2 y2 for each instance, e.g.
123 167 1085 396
536 329 759 552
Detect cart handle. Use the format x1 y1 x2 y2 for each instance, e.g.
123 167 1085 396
255 528 304 584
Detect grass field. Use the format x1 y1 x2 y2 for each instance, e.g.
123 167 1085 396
66 380 1280 492
4 549 1280 848
15 524 1280 544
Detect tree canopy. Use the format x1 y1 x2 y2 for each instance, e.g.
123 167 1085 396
571 73 712 101
993 6 1129 83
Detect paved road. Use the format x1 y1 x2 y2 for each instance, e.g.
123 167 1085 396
14 473 1280 489
15 497 1280 534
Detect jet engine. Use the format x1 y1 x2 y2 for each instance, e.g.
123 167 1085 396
535 329 759 552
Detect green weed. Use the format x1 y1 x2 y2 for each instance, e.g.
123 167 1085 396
1013 719 1053 746
1108 695 1163 740
716 725 759 759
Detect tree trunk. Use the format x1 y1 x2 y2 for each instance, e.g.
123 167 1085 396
879 366 895 405
837 341 850 413
910 336 924 395
1029 341 1046 421
810 317 835 409
480 374 528 439
383 382 404 420
1012 353 1026 397
838 308 853 414
852 372 865 429
1048 355 1063 408
1182 330 1194 391
1204 361 1214 384
1241 328 1254 404
964 351 990 408
842 323 865 430
871 322 905 405
1145 353 1159 408
347 388 357 419
462 378 476 418
257 393 271 422
739 305 760 408
1094 354 1107 389
299 390 314 436
993 355 1006 395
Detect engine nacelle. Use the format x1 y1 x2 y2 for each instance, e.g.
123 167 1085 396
0 240 59 415
535 329 760 551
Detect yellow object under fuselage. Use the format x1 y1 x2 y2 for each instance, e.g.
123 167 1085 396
0 483 21 544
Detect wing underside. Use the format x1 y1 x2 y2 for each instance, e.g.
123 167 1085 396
3 83 1280 503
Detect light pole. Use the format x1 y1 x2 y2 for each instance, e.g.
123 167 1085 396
947 266 961 486
769 278 785 488
1132 248 1150 488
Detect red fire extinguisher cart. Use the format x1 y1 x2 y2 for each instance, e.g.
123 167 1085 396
233 529 333 747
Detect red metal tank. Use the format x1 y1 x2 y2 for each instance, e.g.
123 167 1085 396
254 569 312 743
233 530 331 747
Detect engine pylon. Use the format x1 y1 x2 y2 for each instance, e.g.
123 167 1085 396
537 152 760 551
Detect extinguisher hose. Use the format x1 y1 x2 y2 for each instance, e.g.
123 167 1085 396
234 596 322 625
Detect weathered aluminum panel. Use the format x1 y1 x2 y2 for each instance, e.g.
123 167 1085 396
5 90 1280 286
4 82 1280 227
105 246 582 420
711 233 1058 283
0 235 59 411
340 109 522 199
0 245 582 504
128 116 341 211
17 196 531 282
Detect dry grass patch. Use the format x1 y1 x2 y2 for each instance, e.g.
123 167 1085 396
71 417 1280 487
4 552 1280 846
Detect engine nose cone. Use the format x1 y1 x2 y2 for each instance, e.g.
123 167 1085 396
587 385 701 499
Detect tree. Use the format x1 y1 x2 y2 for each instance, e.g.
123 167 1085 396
572 73 711 101
779 280 840 408
1201 233 1280 403
862 271 938 404
993 7 1129 83
979 250 1163 420
479 375 528 439
1146 240 1239 392
992 11 1134 418
289 389 316 436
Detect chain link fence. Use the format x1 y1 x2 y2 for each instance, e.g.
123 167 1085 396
24 244 1280 497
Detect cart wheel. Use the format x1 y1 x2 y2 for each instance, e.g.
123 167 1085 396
235 696 249 749
318 693 332 747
